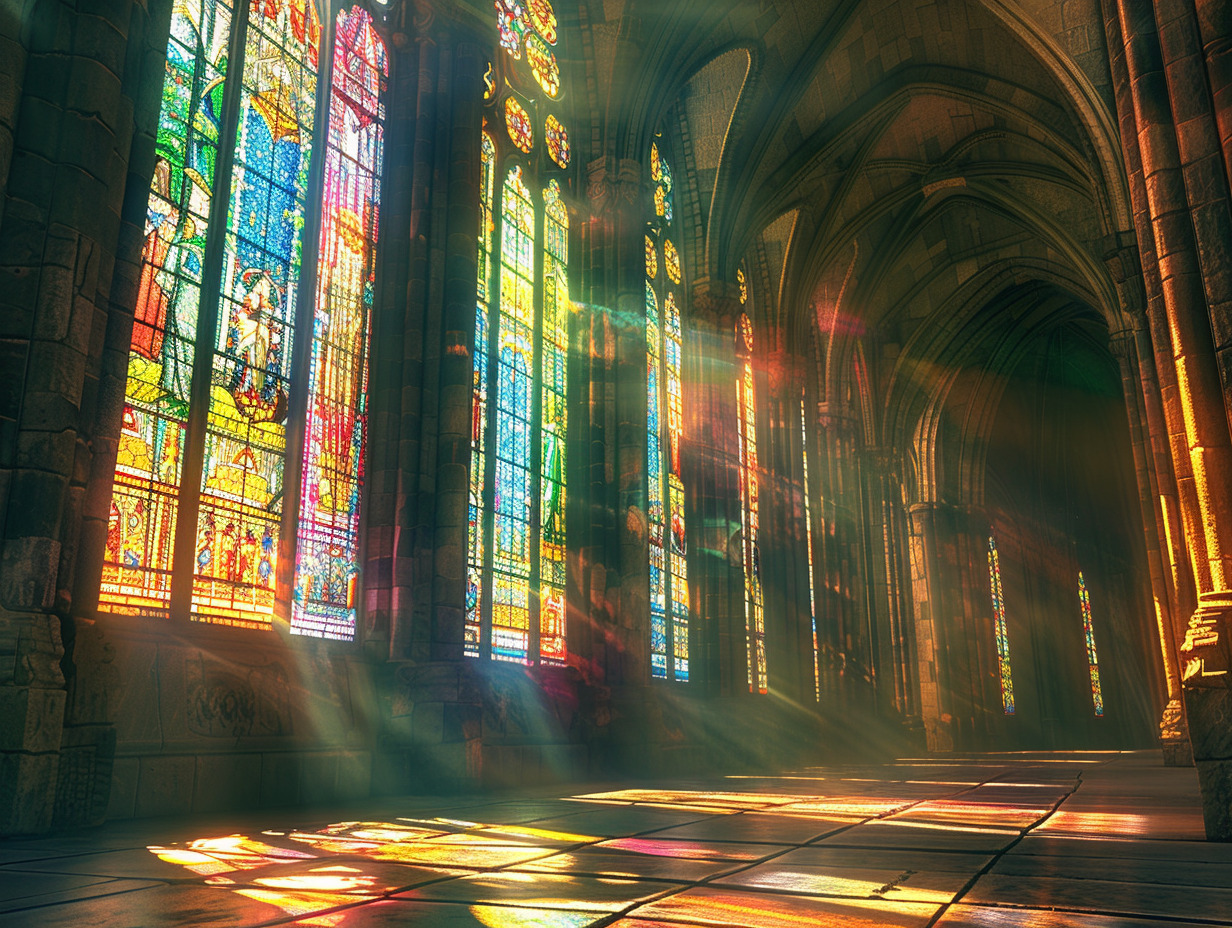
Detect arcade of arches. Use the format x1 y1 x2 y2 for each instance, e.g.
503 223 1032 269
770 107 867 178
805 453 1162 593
2 0 1232 856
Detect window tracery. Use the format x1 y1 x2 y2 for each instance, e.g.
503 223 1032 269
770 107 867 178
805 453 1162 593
468 0 572 664
102 0 389 642
646 141 689 682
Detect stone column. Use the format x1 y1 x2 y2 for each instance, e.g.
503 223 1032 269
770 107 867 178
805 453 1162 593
1108 315 1193 763
1106 0 1232 837
688 279 744 696
0 0 155 834
580 155 645 692
367 3 485 792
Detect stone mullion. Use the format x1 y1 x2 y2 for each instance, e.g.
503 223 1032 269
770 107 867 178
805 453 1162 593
0 0 145 834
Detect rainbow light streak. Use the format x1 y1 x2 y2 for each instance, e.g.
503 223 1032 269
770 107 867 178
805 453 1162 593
987 536 1015 714
1078 570 1105 716
802 396 820 701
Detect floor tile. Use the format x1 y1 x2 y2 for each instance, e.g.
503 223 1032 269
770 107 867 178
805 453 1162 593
622 885 940 927
643 811 854 844
935 903 1231 927
283 899 607 926
594 837 789 861
712 861 971 903
962 872 1232 921
990 851 1232 888
396 871 681 912
773 845 993 873
816 820 1020 852
0 874 163 913
511 848 744 881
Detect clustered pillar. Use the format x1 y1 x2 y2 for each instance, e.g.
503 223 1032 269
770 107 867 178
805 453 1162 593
1103 0 1232 838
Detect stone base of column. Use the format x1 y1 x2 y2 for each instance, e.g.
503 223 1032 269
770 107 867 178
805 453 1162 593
1179 592 1232 840
1160 698 1195 767
381 662 482 794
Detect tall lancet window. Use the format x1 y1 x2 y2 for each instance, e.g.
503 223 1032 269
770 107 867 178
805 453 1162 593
1078 571 1105 716
801 395 819 701
987 536 1015 714
645 141 689 681
736 274 766 693
467 0 572 664
100 0 388 641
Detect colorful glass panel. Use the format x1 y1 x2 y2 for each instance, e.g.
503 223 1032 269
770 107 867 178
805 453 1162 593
737 312 765 693
496 0 526 59
1078 571 1105 717
545 114 570 168
101 0 235 615
737 267 747 305
646 282 668 678
646 145 688 682
467 133 497 657
526 34 560 97
471 10 572 666
539 180 569 665
291 7 387 640
665 292 689 680
987 536 1015 714
505 96 533 152
491 166 536 662
527 0 557 43
802 397 819 701
664 239 681 284
192 0 320 627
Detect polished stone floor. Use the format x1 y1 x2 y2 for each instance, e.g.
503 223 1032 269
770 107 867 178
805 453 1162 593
1 751 1228 927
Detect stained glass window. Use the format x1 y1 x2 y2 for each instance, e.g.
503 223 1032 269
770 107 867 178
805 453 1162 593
526 34 560 97
469 0 572 665
545 114 570 168
737 308 766 693
497 0 527 58
1078 571 1105 717
505 97 534 153
987 536 1015 714
664 239 681 284
293 6 388 640
801 396 819 701
646 141 689 682
101 2 387 641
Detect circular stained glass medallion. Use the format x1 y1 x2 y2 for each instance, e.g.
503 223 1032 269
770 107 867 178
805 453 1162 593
527 0 558 44
545 114 570 168
526 33 560 97
505 96 534 152
664 239 681 284
497 0 527 59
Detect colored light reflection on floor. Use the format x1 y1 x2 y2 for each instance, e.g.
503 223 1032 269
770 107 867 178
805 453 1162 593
147 834 315 875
